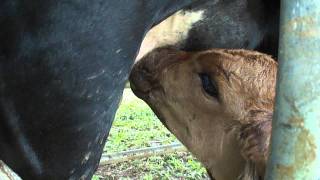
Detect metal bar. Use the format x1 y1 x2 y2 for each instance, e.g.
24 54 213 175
99 143 186 165
265 0 320 179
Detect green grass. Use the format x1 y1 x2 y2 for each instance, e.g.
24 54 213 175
104 89 176 153
94 89 208 179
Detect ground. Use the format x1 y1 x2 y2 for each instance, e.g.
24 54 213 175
93 88 208 179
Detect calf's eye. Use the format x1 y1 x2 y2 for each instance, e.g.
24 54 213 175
198 73 219 98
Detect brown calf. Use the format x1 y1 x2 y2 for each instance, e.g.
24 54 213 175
129 47 277 180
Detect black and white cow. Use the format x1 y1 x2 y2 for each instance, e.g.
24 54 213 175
137 0 279 60
0 0 279 179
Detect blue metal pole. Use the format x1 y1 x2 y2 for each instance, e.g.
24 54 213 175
265 0 320 179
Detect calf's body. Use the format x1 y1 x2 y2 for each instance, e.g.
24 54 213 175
130 48 277 179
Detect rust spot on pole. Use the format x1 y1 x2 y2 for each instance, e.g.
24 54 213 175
284 14 320 38
275 117 316 179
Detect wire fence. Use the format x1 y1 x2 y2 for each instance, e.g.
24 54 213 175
100 143 186 165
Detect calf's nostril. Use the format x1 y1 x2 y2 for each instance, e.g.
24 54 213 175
129 65 155 97
130 65 151 84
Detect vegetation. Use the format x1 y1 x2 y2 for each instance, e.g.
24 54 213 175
104 89 176 153
94 89 208 179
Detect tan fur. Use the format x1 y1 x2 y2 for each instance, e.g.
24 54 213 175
130 47 277 180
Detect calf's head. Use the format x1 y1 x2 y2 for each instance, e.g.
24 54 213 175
129 47 277 179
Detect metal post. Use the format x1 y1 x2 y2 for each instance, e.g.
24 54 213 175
265 0 320 179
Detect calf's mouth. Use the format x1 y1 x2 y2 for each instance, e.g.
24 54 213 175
129 59 162 99
130 46 187 99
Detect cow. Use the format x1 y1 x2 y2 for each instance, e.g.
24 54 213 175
136 0 279 60
129 47 277 179
0 0 279 179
